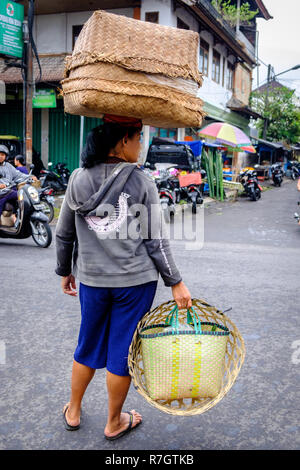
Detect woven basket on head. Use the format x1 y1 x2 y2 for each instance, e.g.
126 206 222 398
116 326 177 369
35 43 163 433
61 10 205 128
128 299 245 416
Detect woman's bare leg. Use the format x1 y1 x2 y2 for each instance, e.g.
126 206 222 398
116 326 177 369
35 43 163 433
64 360 96 426
104 370 142 437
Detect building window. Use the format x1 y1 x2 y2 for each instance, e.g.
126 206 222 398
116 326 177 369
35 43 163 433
227 62 234 90
145 12 159 23
212 50 221 83
72 25 83 49
177 17 189 30
222 57 226 87
199 39 209 76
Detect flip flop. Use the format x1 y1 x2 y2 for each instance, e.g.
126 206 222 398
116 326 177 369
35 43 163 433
104 411 142 441
63 404 81 431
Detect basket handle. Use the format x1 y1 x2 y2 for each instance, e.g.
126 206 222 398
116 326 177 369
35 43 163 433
165 305 202 334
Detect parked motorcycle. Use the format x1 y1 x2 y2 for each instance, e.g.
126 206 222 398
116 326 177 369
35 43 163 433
239 169 262 201
0 166 52 247
154 167 180 223
178 170 205 214
271 162 284 187
180 182 203 214
39 161 70 193
38 186 55 223
287 161 300 180
54 162 71 186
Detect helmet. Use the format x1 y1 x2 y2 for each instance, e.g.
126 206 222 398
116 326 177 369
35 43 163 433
0 144 9 155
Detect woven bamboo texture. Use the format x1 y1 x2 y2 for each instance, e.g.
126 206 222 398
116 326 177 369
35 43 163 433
128 299 245 416
61 10 205 128
64 10 202 84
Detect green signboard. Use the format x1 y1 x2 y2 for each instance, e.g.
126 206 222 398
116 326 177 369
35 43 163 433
32 89 57 108
0 1 24 58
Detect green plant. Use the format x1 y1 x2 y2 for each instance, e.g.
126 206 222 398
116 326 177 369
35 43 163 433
202 149 224 201
250 86 300 144
212 0 258 27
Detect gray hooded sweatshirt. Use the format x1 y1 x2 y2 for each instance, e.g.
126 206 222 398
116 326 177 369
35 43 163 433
55 161 182 288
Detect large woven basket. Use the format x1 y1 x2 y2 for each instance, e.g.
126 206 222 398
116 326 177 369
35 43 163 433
128 299 245 416
61 10 205 128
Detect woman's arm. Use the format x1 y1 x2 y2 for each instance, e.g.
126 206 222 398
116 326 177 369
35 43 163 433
55 195 76 277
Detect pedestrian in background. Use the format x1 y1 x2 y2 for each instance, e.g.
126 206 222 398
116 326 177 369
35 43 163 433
14 155 29 175
55 115 192 440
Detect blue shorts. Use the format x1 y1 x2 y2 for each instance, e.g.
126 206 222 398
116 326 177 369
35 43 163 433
74 281 158 376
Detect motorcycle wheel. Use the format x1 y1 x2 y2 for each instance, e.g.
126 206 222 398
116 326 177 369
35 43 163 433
192 201 197 214
31 221 52 248
291 172 296 181
251 189 257 201
41 200 54 223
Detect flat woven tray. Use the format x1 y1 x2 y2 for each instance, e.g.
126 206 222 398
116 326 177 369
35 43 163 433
128 299 245 416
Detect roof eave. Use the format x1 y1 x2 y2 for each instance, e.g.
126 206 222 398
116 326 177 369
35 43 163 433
253 0 273 20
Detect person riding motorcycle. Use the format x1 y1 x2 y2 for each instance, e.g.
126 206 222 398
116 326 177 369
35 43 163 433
0 145 31 224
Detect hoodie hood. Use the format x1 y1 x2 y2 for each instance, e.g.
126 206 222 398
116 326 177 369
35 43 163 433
65 161 138 217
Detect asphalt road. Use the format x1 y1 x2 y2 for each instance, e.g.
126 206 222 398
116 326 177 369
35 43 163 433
0 179 299 450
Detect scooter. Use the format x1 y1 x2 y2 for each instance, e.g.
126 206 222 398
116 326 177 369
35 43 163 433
39 161 69 193
178 169 205 214
239 169 262 201
181 183 203 214
38 186 55 223
0 166 52 248
154 168 179 223
54 162 70 187
287 161 300 180
271 163 284 187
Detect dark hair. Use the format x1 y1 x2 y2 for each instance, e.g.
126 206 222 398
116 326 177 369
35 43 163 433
15 154 25 165
81 122 140 169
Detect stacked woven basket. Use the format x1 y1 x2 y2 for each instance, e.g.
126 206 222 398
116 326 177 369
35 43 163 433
61 10 205 128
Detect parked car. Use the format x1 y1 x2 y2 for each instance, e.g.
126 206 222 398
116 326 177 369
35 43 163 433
144 137 200 172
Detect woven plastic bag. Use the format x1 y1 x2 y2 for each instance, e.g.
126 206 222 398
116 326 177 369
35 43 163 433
140 306 229 400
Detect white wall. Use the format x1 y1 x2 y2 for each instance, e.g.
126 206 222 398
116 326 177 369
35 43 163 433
198 30 233 111
34 8 134 54
141 0 175 27
36 13 67 54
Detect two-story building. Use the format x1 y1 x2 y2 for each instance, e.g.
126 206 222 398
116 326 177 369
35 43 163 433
0 0 272 170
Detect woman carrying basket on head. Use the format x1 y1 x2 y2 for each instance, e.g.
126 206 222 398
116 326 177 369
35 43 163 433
55 115 192 440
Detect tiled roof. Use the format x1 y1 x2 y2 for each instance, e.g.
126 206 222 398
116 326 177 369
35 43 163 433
0 54 67 84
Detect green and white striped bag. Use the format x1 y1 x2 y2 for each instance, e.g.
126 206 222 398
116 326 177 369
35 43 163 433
140 306 229 400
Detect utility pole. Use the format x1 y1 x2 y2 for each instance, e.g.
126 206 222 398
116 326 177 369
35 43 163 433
25 42 33 169
24 25 33 170
262 64 272 140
